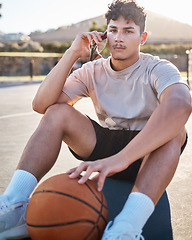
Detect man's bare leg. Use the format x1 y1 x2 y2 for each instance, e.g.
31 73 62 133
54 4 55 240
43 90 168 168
132 129 186 205
3 102 97 200
107 130 187 237
0 103 97 239
17 103 97 181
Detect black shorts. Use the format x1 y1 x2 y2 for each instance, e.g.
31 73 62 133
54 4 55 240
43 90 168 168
69 117 188 183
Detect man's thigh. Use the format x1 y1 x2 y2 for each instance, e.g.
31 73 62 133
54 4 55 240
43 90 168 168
69 117 142 182
56 104 97 159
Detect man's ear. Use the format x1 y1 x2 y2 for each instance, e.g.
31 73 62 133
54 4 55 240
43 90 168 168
140 32 148 45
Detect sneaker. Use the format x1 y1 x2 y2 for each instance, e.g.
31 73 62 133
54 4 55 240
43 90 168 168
102 221 145 240
0 195 29 240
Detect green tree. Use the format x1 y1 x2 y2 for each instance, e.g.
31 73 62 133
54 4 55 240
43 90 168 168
89 21 106 32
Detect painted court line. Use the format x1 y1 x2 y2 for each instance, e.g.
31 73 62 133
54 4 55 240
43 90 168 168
0 111 36 120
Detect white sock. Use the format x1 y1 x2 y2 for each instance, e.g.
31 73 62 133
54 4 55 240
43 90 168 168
3 170 37 204
112 192 155 232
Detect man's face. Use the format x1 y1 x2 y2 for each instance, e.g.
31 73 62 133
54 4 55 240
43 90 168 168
107 16 146 69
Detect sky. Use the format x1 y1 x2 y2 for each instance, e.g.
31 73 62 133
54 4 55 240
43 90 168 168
1 0 192 35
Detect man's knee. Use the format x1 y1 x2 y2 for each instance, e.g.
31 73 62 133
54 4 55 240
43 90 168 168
42 103 74 128
172 128 187 148
162 128 187 159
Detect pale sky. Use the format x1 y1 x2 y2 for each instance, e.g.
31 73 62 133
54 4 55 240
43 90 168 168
1 0 192 35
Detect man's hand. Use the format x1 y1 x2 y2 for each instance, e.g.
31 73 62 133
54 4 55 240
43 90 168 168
67 154 129 192
70 31 105 59
32 31 106 114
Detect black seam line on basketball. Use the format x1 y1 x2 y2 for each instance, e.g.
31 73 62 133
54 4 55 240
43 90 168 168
77 176 108 210
33 190 107 222
100 194 108 223
27 219 95 228
84 181 108 210
95 192 108 225
84 193 106 240
95 193 105 225
84 223 101 240
84 225 100 240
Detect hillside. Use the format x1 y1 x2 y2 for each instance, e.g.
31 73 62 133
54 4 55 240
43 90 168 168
30 11 192 44
146 11 192 43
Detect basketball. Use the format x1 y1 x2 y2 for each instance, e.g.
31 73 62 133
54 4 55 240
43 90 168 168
26 173 108 240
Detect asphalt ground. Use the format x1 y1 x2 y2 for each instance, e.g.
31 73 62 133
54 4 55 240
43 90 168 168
0 81 191 240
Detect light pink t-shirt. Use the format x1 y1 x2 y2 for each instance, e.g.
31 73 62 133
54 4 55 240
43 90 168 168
63 53 186 130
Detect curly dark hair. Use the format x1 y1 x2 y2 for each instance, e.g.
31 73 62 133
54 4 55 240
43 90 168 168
105 0 146 34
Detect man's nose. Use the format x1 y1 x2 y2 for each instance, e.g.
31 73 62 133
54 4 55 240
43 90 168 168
115 31 124 42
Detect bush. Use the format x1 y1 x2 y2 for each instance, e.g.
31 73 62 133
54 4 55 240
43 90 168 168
0 41 43 52
89 21 107 33
141 43 192 56
41 43 71 53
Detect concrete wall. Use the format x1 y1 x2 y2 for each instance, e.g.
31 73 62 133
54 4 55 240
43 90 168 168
0 52 63 76
0 52 188 77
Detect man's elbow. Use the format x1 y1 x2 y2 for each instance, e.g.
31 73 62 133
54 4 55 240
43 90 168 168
179 96 192 119
185 100 192 117
32 99 46 114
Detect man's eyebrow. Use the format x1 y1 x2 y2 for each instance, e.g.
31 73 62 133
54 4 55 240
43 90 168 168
108 25 117 29
124 27 135 30
108 25 135 30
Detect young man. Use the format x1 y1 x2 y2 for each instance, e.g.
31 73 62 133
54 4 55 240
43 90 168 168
0 0 191 239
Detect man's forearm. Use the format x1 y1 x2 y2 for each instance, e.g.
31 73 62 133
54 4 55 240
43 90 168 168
32 49 79 114
119 89 191 167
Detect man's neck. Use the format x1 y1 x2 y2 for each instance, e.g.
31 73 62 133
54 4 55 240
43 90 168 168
110 54 140 71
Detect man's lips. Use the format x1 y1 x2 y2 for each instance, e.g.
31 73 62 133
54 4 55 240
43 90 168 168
113 44 126 50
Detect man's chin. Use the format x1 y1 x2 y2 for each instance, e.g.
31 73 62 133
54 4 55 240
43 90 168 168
112 55 129 61
111 52 130 61
113 58 127 61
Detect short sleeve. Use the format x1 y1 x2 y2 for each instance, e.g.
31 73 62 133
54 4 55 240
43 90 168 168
150 60 187 99
62 65 90 104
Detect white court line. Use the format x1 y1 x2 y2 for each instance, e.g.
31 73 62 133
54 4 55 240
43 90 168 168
0 112 36 120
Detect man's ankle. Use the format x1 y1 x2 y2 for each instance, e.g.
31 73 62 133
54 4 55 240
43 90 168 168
3 170 37 204
113 192 155 231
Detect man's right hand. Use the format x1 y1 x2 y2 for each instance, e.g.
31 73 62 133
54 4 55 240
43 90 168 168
70 31 105 59
32 31 105 114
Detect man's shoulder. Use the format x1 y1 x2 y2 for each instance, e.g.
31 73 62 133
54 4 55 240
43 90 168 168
78 57 109 72
87 57 108 65
140 52 161 64
140 52 177 71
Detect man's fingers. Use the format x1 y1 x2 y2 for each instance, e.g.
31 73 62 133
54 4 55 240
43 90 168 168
81 31 102 45
91 168 108 191
78 166 95 184
68 162 88 178
66 167 77 174
67 159 110 191
91 173 99 182
86 34 92 45
97 170 108 191
91 31 102 44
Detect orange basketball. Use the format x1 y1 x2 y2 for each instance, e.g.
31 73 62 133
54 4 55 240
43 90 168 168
26 173 108 240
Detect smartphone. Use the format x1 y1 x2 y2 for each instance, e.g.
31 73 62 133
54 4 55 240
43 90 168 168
90 31 107 61
101 31 107 40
